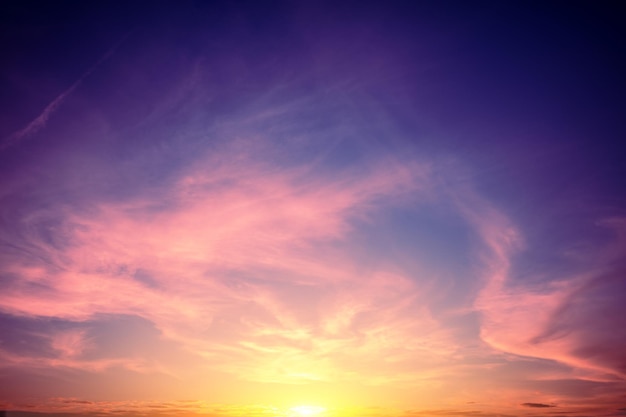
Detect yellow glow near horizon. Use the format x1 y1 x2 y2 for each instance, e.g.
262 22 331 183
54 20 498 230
289 405 328 417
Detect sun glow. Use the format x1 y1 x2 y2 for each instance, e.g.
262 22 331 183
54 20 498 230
288 405 328 417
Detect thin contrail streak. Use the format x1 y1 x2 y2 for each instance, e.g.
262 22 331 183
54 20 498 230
1 33 131 151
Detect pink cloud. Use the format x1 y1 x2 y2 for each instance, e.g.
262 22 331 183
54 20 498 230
4 136 622 408
473 209 626 380
2 149 623 412
1 142 460 386
50 329 92 358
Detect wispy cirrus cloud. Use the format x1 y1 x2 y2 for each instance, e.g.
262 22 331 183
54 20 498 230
0 34 129 151
475 217 626 381
1 136 452 387
2 120 624 408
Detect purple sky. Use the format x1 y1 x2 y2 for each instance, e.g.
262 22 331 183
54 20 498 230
1 1 625 416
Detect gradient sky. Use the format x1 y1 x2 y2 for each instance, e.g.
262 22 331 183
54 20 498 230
1 1 625 416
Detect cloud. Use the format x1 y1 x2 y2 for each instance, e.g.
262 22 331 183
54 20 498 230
474 217 626 380
5 108 618 403
0 137 456 386
0 35 129 151
521 402 555 408
2 106 625 408
1 129 625 409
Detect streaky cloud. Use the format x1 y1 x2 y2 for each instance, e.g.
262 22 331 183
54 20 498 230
476 217 626 380
0 33 131 151
0 137 444 386
521 402 555 408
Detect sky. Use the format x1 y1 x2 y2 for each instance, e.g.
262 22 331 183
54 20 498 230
1 1 625 416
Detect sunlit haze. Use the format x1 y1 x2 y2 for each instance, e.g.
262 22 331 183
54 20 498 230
1 1 625 417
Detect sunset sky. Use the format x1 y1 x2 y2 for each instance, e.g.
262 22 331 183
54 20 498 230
1 1 625 416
